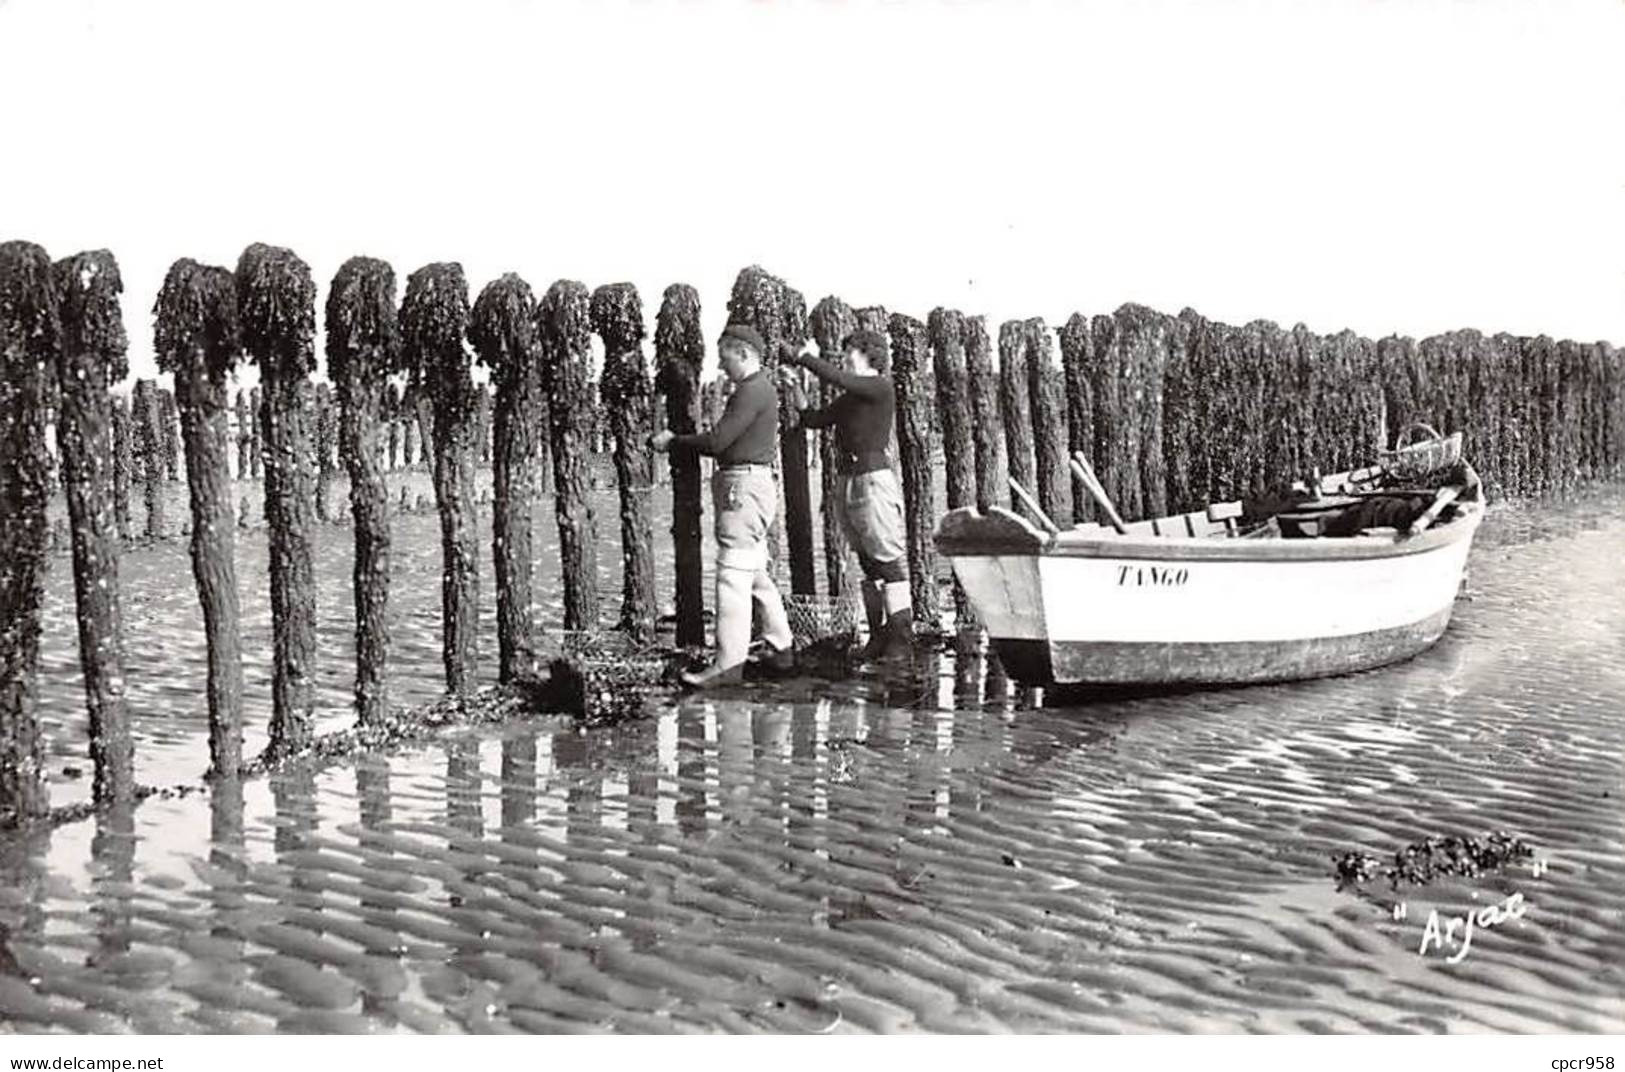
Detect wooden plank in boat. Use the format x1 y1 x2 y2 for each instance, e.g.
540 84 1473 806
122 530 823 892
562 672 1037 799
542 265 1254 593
1151 515 1193 537
1185 510 1227 538
1123 519 1159 537
1207 500 1243 537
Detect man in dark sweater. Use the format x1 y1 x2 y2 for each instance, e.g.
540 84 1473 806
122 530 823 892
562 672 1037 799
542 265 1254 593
786 329 913 658
653 323 793 687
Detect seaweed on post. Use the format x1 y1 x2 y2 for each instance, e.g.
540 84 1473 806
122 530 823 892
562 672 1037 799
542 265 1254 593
237 242 319 760
592 283 658 642
155 257 245 779
962 315 1007 515
1026 318 1072 525
401 262 480 700
810 296 859 605
0 241 59 826
656 284 706 649
887 312 941 636
537 280 600 632
327 256 399 724
471 273 542 682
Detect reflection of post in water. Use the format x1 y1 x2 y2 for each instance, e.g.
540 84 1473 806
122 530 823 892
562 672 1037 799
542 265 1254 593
206 773 247 939
351 756 400 1025
499 735 536 834
954 629 987 709
984 647 1013 712
675 703 718 839
656 710 679 829
627 720 662 836
674 704 704 837
906 652 954 835
271 766 319 915
0 824 52 983
91 800 136 960
718 705 757 829
446 738 483 840
786 701 828 853
755 704 795 835
552 729 603 847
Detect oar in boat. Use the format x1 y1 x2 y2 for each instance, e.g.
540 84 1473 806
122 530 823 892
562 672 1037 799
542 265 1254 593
1008 477 1061 536
1408 484 1464 535
1407 462 1481 536
1069 452 1128 534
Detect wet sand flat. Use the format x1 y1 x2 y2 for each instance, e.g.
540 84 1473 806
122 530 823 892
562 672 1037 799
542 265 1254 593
2 479 1621 1033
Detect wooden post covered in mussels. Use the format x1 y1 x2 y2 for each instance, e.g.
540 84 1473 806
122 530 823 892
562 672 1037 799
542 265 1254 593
592 283 658 643
237 242 319 760
655 284 706 649
888 312 941 636
0 242 59 825
810 296 860 606
132 378 165 538
929 307 975 624
401 262 480 701
155 257 245 779
470 273 541 683
538 280 600 632
327 256 398 724
110 390 133 540
962 315 1006 516
53 252 133 806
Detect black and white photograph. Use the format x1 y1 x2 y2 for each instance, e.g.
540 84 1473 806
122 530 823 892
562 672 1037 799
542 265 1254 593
0 0 1621 1057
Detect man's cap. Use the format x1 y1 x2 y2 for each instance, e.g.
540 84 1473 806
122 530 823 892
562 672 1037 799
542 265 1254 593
719 323 767 356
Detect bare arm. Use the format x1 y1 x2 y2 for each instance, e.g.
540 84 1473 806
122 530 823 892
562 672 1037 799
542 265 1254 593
794 353 890 400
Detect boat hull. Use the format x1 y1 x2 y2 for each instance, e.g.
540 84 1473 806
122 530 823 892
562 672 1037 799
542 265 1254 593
989 605 1457 687
940 504 1481 687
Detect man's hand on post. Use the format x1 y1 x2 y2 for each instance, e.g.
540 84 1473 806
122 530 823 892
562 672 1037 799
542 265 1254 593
650 430 675 453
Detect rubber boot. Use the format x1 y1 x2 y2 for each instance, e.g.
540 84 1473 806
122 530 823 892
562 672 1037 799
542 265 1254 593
682 564 753 690
857 581 888 660
879 607 914 658
879 581 914 658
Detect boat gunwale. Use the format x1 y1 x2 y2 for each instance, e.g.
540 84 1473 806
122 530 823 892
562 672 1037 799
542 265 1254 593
936 500 1484 563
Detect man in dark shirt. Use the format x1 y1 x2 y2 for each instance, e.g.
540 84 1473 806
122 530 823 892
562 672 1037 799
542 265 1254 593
654 323 793 687
786 329 913 658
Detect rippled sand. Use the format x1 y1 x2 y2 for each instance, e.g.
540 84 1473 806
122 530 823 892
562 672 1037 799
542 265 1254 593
3 475 1621 1033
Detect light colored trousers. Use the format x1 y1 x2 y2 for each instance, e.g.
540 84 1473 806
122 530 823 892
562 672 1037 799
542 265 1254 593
712 465 792 669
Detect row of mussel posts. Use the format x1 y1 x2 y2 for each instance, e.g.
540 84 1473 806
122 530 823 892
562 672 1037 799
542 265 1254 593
1 239 1621 826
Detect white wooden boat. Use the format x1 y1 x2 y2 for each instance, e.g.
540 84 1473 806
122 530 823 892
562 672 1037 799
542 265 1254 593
935 458 1483 687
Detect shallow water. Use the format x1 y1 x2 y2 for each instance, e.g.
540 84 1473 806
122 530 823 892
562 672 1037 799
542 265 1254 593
3 475 1622 1033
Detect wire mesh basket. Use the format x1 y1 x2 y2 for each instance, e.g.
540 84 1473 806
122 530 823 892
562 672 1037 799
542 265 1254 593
785 594 860 651
548 631 672 721
1381 422 1464 481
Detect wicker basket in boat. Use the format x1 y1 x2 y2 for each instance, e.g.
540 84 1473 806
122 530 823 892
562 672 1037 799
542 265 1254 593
1381 422 1463 480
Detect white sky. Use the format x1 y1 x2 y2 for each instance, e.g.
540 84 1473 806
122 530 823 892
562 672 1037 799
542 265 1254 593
1 0 1620 386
